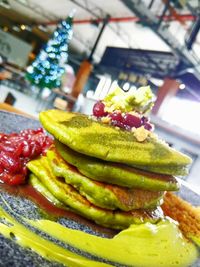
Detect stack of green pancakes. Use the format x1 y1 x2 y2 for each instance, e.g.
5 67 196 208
27 110 192 229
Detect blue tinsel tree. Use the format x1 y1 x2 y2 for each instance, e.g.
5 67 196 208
26 15 73 89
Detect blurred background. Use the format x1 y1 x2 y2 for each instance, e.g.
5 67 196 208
0 0 200 191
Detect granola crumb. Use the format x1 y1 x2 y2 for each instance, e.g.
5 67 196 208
101 116 111 124
134 126 149 142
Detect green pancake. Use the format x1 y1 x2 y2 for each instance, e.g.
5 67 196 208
46 148 164 211
39 110 192 176
55 140 179 191
29 174 66 209
27 157 163 229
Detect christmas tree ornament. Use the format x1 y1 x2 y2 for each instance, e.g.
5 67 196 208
26 14 73 90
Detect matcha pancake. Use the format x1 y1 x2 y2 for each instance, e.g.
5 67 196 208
29 173 66 209
55 140 179 191
47 148 164 211
27 157 163 229
39 110 192 176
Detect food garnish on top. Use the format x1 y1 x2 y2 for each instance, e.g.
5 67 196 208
93 86 155 140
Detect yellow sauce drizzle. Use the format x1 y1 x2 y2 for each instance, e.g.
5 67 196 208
0 207 110 267
0 206 198 267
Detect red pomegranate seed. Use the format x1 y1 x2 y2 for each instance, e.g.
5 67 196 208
8 174 25 185
111 120 125 128
0 152 21 174
144 122 153 131
0 173 11 184
21 165 28 176
109 112 124 122
123 114 142 128
93 101 107 117
0 143 15 153
22 141 31 157
34 127 44 134
0 128 53 186
0 165 3 174
14 143 24 157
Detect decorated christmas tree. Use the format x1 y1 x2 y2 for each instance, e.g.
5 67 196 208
26 15 73 90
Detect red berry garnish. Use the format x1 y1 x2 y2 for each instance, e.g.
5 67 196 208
109 112 124 122
144 122 153 131
93 101 107 117
111 120 125 128
123 114 142 128
0 128 53 186
8 174 25 186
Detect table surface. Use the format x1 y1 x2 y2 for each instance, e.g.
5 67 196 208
0 102 36 118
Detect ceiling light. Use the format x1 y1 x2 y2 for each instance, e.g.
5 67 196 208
123 82 130 91
25 25 32 31
38 25 48 32
12 25 20 32
3 26 8 32
179 83 186 90
20 24 26 30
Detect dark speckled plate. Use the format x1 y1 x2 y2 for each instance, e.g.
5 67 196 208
0 110 199 267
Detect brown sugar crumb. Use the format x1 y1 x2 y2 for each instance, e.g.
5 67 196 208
161 192 200 239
